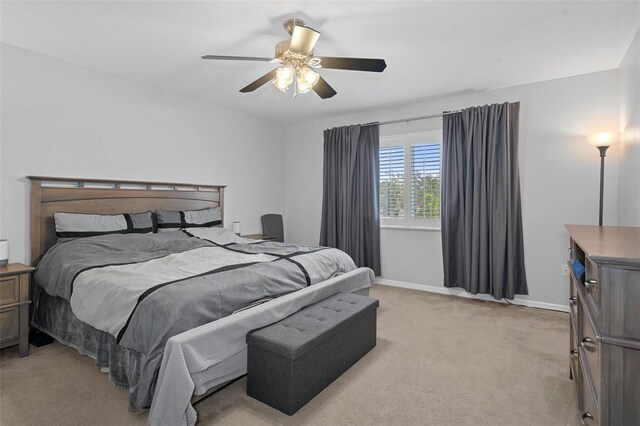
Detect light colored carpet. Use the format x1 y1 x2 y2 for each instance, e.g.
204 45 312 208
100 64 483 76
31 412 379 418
0 285 580 426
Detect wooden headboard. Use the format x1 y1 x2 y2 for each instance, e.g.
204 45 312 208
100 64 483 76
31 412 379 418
28 176 226 266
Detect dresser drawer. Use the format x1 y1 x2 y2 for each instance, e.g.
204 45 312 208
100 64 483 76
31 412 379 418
0 264 32 357
580 303 601 405
0 307 20 346
606 344 640 425
584 257 600 318
570 315 579 354
0 276 20 306
581 374 600 426
569 280 578 327
570 320 582 410
602 266 640 340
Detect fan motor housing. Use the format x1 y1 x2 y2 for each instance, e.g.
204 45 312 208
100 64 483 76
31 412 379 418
283 18 304 35
275 39 311 63
275 40 291 60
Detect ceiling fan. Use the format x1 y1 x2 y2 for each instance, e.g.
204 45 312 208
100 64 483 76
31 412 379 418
201 18 387 99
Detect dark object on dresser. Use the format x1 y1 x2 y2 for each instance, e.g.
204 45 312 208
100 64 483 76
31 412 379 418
246 292 379 415
565 225 640 426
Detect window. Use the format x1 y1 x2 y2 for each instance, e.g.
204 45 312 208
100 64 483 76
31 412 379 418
379 146 405 218
411 143 440 220
379 130 442 229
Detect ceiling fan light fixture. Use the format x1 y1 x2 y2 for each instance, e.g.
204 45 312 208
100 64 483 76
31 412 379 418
272 65 294 92
296 66 320 94
202 17 386 99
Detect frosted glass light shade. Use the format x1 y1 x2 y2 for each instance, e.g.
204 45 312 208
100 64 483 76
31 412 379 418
588 132 619 147
272 66 294 92
296 66 320 94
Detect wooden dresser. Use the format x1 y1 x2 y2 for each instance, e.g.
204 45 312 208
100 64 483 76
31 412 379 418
0 263 35 357
566 225 640 426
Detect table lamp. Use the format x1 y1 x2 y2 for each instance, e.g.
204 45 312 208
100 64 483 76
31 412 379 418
0 240 8 266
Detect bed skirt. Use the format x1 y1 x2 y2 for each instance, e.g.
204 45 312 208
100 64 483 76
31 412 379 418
31 285 160 413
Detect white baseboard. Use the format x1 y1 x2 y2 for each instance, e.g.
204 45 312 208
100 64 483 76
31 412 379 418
376 278 569 313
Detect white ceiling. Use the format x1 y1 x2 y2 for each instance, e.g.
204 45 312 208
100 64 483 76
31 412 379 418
2 1 639 124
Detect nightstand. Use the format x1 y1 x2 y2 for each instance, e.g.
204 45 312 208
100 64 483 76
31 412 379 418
0 263 35 357
242 234 278 241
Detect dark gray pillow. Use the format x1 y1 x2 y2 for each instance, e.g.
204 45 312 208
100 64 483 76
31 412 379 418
53 211 153 239
156 207 222 232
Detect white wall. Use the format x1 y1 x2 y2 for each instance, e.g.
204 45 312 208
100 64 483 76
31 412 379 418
0 44 285 264
284 70 620 307
619 28 640 227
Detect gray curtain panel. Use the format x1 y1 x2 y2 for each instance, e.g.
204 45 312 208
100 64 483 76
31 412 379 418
320 124 381 275
441 102 528 299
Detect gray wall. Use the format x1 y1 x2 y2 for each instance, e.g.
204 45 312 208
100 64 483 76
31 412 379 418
0 44 286 263
284 70 621 308
1 41 631 309
619 28 640 226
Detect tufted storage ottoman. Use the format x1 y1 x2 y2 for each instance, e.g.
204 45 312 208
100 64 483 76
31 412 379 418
246 292 379 415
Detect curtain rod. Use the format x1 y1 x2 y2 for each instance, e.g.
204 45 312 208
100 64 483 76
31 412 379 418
361 110 462 127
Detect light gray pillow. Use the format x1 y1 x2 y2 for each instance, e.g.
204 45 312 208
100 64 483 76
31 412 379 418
156 207 222 233
54 211 153 239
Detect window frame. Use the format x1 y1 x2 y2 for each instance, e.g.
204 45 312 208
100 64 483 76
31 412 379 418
379 130 442 230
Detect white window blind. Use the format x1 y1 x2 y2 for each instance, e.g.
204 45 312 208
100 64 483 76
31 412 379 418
411 143 441 220
379 145 405 218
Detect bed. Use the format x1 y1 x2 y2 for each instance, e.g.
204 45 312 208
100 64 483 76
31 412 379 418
27 176 374 426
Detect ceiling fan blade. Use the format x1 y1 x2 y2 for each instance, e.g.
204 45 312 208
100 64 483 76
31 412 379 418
289 26 321 55
313 76 337 99
239 69 278 93
202 55 275 62
317 57 387 72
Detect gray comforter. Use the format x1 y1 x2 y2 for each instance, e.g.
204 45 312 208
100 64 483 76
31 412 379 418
34 229 357 407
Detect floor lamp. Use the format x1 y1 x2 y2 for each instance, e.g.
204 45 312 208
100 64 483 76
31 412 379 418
588 132 618 226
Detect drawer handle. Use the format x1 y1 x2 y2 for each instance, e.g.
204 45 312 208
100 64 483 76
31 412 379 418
585 279 598 292
568 248 574 254
581 337 595 349
570 349 578 357
569 296 577 305
581 412 595 424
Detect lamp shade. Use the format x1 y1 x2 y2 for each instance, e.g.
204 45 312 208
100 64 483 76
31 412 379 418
296 66 320 94
588 132 619 147
0 239 8 266
272 66 294 92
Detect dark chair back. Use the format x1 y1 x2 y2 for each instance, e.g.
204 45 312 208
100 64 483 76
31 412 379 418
261 214 284 242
